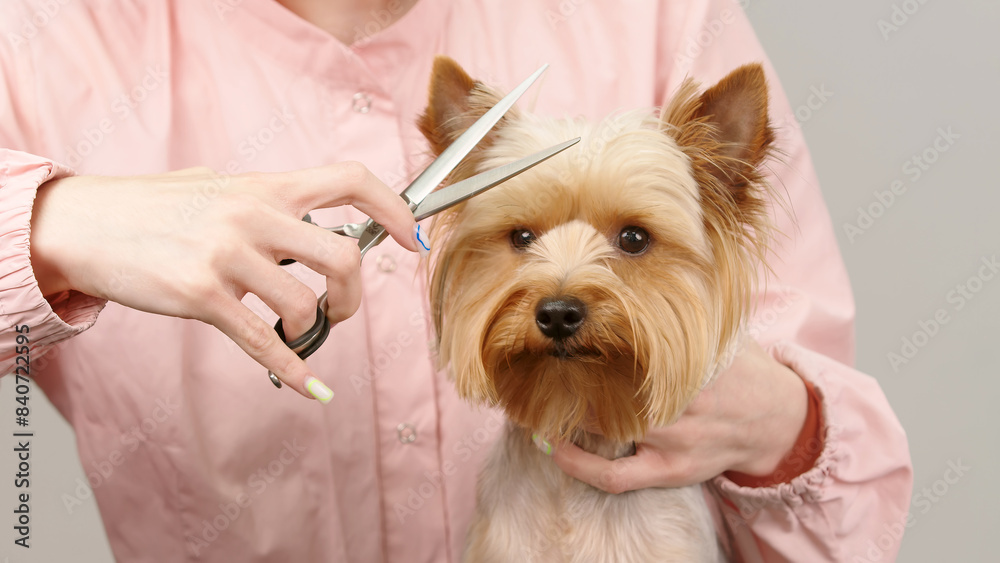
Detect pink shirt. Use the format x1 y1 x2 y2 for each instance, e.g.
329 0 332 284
0 0 912 561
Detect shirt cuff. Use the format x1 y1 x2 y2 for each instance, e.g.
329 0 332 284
724 375 823 488
0 149 105 365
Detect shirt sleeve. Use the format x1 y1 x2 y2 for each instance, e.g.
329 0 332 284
0 150 106 375
1 29 106 375
711 343 912 562
655 1 914 561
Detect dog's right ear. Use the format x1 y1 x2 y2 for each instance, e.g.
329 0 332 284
418 56 514 160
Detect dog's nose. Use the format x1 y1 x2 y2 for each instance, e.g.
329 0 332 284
535 297 587 340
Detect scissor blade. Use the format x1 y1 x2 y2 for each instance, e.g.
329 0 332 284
412 138 580 222
400 63 549 208
355 64 549 255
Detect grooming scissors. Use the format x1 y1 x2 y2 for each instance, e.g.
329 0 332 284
269 64 580 388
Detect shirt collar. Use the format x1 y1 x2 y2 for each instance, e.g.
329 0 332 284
227 0 452 91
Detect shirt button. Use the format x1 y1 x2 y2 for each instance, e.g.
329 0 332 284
376 255 397 273
352 92 372 114
397 423 417 444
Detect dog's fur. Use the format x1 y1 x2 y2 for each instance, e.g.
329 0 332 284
419 56 774 562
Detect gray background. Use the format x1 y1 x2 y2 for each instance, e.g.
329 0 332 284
750 1 999 560
2 1 998 561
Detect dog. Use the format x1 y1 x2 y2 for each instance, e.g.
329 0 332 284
419 56 774 562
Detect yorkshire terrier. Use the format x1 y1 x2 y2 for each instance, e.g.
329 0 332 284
419 56 774 562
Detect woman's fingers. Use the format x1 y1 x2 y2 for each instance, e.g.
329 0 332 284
322 260 363 326
253 206 362 278
549 440 699 494
252 163 419 253
230 251 324 344
550 441 641 494
207 297 332 403
239 208 365 326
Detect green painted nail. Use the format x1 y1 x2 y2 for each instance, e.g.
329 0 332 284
306 376 334 404
532 433 553 456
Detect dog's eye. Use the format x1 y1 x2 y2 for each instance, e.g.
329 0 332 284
510 229 536 249
617 226 649 254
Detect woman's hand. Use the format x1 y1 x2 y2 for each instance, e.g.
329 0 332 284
548 340 810 493
29 164 418 400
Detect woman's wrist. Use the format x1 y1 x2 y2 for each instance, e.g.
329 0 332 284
726 352 811 478
725 357 822 486
29 178 74 297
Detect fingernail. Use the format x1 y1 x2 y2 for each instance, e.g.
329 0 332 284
414 224 431 257
532 433 553 456
305 376 334 404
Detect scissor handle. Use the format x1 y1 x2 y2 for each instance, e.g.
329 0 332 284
269 301 331 388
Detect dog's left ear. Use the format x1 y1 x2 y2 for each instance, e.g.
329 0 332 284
662 63 773 201
418 56 516 162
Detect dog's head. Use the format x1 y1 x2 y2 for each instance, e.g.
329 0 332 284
420 57 773 442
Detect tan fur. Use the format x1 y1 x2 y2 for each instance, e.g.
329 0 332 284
420 56 774 562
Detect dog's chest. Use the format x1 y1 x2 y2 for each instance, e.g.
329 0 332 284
465 426 722 562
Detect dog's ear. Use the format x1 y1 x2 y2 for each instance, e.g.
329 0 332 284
418 56 515 161
662 64 773 202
